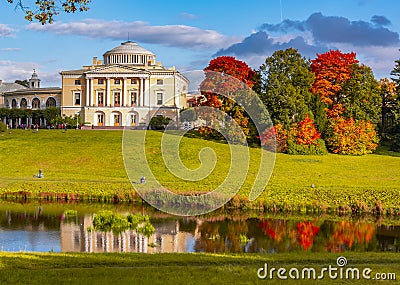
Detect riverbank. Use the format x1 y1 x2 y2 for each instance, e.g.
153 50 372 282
0 252 398 284
1 130 399 215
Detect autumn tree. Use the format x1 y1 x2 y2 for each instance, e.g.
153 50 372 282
311 50 381 155
310 50 358 118
287 114 327 155
255 48 317 130
5 0 90 24
198 56 256 141
325 118 379 155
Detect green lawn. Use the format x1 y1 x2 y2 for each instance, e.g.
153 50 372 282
0 129 399 213
0 252 398 284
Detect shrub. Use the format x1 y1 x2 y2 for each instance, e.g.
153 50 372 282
326 117 379 155
290 114 321 146
149 115 172 130
286 115 327 155
259 123 288 152
0 122 6 132
287 139 328 155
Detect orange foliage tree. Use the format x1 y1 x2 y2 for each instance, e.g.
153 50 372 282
311 50 380 155
290 114 321 146
326 117 379 155
197 56 256 140
311 50 358 109
258 124 288 152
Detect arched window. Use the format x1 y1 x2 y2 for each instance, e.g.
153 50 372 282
46 97 56 108
11 99 17 109
32 98 40 109
20 98 27 109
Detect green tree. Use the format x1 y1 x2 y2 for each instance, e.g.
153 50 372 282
341 64 382 125
378 78 398 134
391 50 400 86
255 48 317 131
6 0 90 24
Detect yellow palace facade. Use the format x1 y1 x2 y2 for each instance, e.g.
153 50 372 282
60 41 189 128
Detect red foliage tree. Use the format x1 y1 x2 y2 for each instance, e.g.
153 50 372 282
198 56 256 140
204 56 256 88
291 114 321 146
310 50 358 106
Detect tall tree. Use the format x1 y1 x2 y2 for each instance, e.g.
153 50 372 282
341 64 381 125
255 48 316 130
310 50 358 117
391 50 400 86
6 0 90 24
198 56 256 139
379 78 399 133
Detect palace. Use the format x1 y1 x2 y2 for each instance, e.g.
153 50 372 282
61 41 189 128
1 41 189 128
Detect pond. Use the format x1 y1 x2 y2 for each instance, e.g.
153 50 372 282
0 201 399 253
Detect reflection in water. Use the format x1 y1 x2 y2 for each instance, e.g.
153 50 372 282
0 205 400 253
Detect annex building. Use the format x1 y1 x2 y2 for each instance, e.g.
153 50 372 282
1 41 189 128
61 41 189 128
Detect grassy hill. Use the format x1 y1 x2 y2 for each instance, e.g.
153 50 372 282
0 129 399 214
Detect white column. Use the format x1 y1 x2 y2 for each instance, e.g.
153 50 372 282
86 78 90 106
140 78 144 106
90 78 94 107
144 78 149 106
123 78 128 107
106 78 111 107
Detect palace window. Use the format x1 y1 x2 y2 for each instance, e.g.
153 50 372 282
114 92 121 106
32 98 40 109
114 79 120 84
46 97 56 108
156 92 163 105
130 92 137 106
74 92 81 105
11 99 17 109
131 79 137 84
157 79 163 85
75 79 81 85
97 92 104 106
20 98 27 109
98 79 104 84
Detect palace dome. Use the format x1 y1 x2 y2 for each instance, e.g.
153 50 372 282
103 41 156 65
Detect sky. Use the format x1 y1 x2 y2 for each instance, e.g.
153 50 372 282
1 0 400 91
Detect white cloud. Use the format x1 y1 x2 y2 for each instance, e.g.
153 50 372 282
2 48 21 51
332 43 400 79
0 24 15 38
180 12 198 20
27 19 238 50
0 60 60 86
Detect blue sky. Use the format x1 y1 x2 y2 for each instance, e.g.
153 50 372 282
1 0 400 90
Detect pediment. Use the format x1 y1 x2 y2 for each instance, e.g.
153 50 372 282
86 64 149 74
